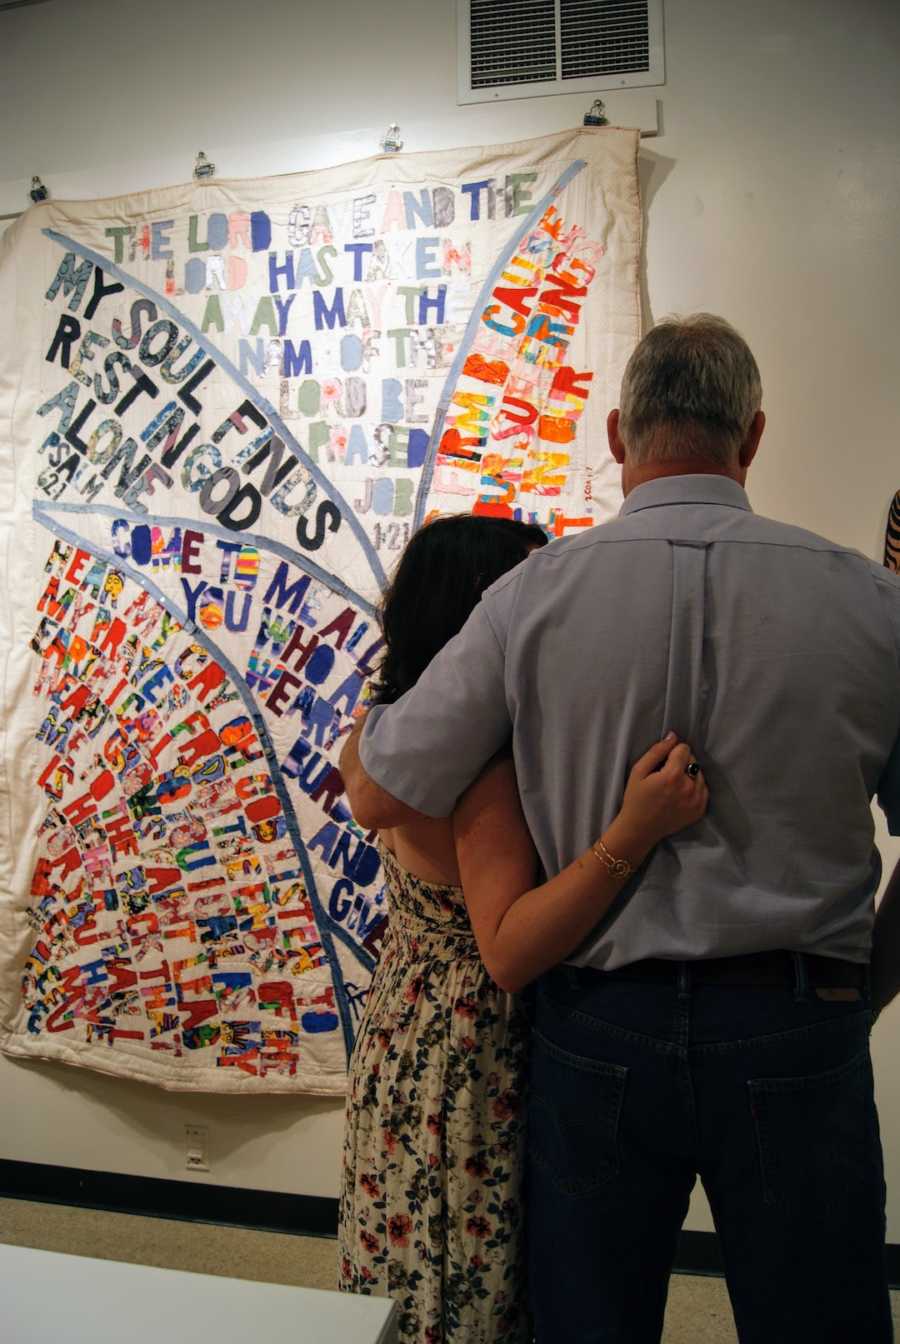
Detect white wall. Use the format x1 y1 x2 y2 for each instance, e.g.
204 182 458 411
2 0 900 1236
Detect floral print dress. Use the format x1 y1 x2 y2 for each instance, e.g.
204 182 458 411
338 843 531 1343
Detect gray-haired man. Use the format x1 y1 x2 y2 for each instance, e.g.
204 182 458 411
341 315 897 1342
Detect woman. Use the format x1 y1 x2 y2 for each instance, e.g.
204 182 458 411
338 515 707 1343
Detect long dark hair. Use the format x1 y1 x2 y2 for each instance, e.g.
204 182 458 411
373 515 547 705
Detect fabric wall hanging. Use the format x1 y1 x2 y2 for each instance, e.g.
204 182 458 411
0 127 641 1091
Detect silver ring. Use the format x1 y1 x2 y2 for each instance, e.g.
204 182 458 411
685 761 701 779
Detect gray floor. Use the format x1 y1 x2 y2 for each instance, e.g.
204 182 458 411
0 1196 897 1342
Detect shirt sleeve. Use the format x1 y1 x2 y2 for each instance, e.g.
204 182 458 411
358 588 515 819
874 573 900 834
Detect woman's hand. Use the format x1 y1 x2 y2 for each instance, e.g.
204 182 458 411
618 733 708 847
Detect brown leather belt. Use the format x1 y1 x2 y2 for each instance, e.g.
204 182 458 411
577 950 867 990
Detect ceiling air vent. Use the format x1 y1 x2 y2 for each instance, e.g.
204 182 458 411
470 0 557 89
458 0 664 104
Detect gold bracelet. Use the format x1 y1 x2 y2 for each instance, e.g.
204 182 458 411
591 837 633 880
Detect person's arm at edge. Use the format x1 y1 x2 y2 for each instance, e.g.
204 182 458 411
872 573 900 1020
871 856 900 1020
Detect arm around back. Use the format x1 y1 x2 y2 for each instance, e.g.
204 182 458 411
342 598 515 828
339 717 426 831
454 737 708 993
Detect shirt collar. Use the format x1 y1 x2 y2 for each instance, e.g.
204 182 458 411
619 474 753 517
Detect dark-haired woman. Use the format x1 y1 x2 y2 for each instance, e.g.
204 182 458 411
338 515 706 1344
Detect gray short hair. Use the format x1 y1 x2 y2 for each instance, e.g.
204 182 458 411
618 314 762 466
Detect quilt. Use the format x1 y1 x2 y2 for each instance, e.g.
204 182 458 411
0 127 641 1091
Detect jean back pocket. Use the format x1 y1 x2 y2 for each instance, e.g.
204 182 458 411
748 1046 881 1209
527 1028 628 1197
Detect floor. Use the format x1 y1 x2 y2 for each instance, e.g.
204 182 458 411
1 1196 897 1342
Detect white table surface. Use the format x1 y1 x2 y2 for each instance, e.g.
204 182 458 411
2 1242 399 1343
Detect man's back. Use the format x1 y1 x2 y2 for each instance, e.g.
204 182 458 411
347 315 897 1342
485 474 900 967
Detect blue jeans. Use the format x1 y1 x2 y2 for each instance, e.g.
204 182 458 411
527 961 891 1343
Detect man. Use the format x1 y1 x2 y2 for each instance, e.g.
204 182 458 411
341 315 898 1343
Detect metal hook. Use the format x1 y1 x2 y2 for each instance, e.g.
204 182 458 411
583 99 608 127
193 151 216 181
380 124 403 154
29 175 49 203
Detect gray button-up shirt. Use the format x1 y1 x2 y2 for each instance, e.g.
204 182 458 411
360 475 900 968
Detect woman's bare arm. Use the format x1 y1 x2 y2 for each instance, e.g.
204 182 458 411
453 737 706 993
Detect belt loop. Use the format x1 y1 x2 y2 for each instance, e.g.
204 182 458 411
791 952 809 1002
677 961 691 1001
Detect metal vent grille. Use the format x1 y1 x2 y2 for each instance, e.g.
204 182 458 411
459 0 663 104
470 0 558 88
560 0 650 79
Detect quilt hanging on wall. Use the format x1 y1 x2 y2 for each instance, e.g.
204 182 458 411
0 127 641 1092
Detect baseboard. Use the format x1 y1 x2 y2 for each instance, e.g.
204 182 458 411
0 1159 338 1239
2 1159 898 1287
674 1230 727 1277
675 1228 900 1288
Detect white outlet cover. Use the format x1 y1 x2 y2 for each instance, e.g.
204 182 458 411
184 1125 209 1171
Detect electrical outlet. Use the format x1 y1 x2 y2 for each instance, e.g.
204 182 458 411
184 1124 209 1172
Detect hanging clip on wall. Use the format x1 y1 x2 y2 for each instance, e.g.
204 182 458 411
193 152 216 181
380 124 403 153
583 99 609 127
29 175 49 203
